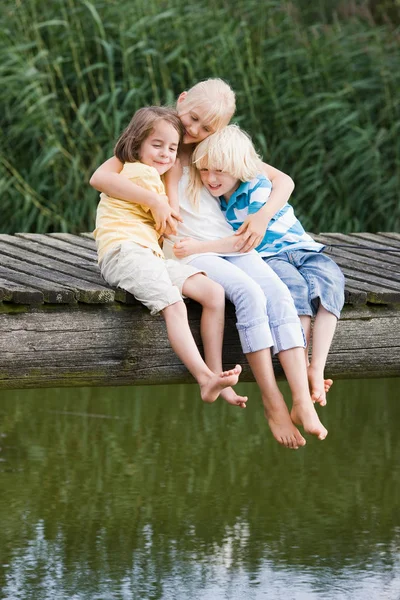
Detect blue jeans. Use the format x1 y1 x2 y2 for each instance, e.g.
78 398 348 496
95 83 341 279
189 253 305 355
264 250 345 319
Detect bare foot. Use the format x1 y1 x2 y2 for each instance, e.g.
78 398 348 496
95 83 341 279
308 366 331 406
291 398 328 440
264 401 306 450
220 386 248 408
200 365 242 403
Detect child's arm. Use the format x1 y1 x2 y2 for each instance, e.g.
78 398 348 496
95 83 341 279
163 159 182 215
173 234 249 259
89 156 182 234
235 162 294 251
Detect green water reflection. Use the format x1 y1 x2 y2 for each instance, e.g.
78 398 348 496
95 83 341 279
0 379 399 600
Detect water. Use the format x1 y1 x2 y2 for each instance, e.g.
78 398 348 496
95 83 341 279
0 378 399 600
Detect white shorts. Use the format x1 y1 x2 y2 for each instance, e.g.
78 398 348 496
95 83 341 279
100 241 204 315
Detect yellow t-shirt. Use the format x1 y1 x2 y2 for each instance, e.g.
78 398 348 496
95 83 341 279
94 162 166 262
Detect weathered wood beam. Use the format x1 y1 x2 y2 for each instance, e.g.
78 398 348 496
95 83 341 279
0 302 399 390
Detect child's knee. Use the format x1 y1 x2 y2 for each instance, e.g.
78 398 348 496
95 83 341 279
203 280 225 310
162 299 186 319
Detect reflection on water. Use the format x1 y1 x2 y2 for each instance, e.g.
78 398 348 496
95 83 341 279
0 379 399 600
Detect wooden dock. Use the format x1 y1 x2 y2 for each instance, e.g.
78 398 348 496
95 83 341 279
0 232 399 390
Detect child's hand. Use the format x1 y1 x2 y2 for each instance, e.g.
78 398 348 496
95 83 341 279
233 233 252 252
173 238 199 258
164 217 180 237
151 195 182 235
234 213 268 251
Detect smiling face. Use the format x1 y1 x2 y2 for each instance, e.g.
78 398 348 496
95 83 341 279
139 119 180 175
178 106 216 145
177 93 217 145
199 168 240 200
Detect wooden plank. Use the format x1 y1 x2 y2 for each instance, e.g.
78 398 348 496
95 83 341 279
341 274 400 304
0 304 398 389
48 232 97 251
0 240 108 288
0 266 75 303
327 232 400 258
351 232 400 251
378 232 400 243
344 286 367 305
0 277 44 304
316 237 400 275
340 266 400 291
0 234 98 273
330 257 400 288
338 304 400 320
0 237 134 305
0 253 114 304
317 233 400 266
16 233 98 262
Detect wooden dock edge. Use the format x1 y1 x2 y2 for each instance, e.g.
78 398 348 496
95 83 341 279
0 301 399 390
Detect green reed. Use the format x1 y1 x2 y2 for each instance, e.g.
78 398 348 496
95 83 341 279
0 0 399 234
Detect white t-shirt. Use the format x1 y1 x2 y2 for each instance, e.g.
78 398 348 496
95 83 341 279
163 167 253 264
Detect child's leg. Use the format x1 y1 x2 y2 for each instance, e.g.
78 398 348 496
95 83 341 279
278 347 328 440
189 255 306 449
228 254 305 352
162 301 242 403
295 252 345 404
307 307 337 405
300 315 312 364
182 273 248 408
246 349 306 449
227 254 327 440
101 243 241 403
264 253 333 402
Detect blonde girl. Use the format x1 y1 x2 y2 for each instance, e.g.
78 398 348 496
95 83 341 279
90 79 328 448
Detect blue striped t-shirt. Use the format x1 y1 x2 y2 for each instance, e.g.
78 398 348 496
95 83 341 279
220 174 324 257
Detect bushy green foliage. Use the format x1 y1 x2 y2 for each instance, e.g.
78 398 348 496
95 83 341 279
0 0 399 233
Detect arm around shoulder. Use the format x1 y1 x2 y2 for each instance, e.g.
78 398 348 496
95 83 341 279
90 156 159 208
89 156 182 233
260 161 295 211
89 156 124 192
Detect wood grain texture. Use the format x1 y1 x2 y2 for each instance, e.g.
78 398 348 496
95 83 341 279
0 303 398 389
1 233 399 305
0 232 399 389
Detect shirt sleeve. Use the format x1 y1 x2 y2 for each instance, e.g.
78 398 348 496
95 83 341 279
247 177 273 215
120 163 165 212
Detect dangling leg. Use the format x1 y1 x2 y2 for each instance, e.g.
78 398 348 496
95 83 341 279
162 300 242 403
191 255 306 448
182 273 247 408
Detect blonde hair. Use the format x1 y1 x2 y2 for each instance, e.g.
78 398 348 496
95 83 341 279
188 124 263 207
178 78 236 133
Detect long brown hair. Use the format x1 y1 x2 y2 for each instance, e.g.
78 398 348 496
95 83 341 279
114 106 184 163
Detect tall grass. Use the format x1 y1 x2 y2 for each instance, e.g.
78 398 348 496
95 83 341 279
0 0 399 233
